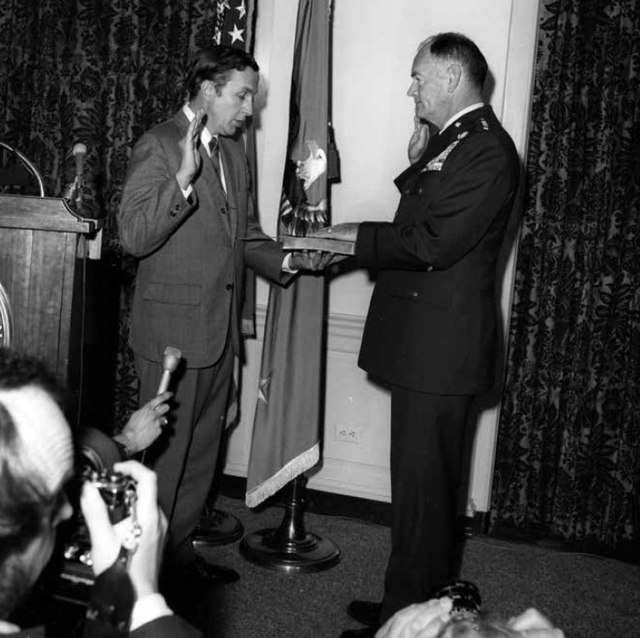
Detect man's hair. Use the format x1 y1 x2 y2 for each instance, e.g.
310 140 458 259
420 32 488 88
184 45 259 99
0 349 63 618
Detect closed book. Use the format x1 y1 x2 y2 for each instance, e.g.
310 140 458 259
281 234 355 256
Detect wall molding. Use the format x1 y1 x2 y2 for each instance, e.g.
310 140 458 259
252 302 365 354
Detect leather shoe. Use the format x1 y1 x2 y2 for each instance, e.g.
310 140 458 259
187 556 239 585
347 600 382 627
340 628 377 638
192 508 244 547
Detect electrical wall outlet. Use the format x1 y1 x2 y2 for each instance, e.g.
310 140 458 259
334 425 363 444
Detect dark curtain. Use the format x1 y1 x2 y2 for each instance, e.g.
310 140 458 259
491 0 640 559
0 0 254 429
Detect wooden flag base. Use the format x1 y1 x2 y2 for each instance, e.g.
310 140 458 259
240 476 341 573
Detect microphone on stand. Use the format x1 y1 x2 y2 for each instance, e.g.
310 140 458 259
72 143 87 212
157 346 182 395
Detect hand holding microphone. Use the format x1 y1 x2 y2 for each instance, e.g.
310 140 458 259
153 346 181 431
136 347 181 465
157 346 182 394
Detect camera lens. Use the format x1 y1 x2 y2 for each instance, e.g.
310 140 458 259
83 469 135 523
434 580 481 619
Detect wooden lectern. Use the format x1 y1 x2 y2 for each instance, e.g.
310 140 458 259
0 194 102 425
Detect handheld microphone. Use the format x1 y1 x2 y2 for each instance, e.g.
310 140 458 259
157 346 182 394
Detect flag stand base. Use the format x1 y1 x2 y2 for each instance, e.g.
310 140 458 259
240 476 341 573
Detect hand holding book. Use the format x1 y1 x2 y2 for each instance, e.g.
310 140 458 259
281 223 360 256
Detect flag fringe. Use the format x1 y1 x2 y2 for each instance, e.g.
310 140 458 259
245 443 320 508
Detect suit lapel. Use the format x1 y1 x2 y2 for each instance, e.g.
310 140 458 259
219 138 238 239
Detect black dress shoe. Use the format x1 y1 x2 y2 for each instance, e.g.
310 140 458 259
192 508 244 547
187 557 239 585
347 600 382 627
340 628 377 638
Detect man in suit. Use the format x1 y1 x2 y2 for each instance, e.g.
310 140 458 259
312 33 520 637
0 347 199 637
118 46 324 587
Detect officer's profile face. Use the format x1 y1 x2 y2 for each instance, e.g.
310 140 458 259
407 48 452 130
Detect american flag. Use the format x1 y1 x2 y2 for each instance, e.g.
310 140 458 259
214 0 253 50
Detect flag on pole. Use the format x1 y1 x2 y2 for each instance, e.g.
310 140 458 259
246 0 334 508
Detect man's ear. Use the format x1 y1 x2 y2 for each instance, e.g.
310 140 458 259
202 80 217 98
447 63 462 93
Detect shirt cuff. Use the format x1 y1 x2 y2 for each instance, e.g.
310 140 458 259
129 593 174 631
177 176 192 200
282 253 298 273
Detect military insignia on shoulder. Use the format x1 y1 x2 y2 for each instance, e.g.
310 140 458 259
480 118 489 130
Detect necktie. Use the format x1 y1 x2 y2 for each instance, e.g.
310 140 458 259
208 137 227 205
208 137 221 175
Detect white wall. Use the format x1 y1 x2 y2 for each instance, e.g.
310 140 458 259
224 0 540 510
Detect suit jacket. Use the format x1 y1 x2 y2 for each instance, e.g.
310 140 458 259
118 110 286 367
356 105 519 394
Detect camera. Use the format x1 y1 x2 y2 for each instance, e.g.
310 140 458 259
434 580 481 621
81 467 137 525
53 429 137 604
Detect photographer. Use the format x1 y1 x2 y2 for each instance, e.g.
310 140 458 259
80 460 201 637
0 348 198 637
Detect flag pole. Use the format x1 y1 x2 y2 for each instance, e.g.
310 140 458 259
240 475 340 573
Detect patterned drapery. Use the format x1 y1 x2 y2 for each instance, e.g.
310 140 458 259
0 0 254 428
491 0 640 558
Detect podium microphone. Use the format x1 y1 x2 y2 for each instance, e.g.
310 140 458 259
72 143 87 210
157 346 182 394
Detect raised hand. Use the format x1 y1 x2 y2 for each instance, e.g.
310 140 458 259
408 116 430 164
176 108 205 189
